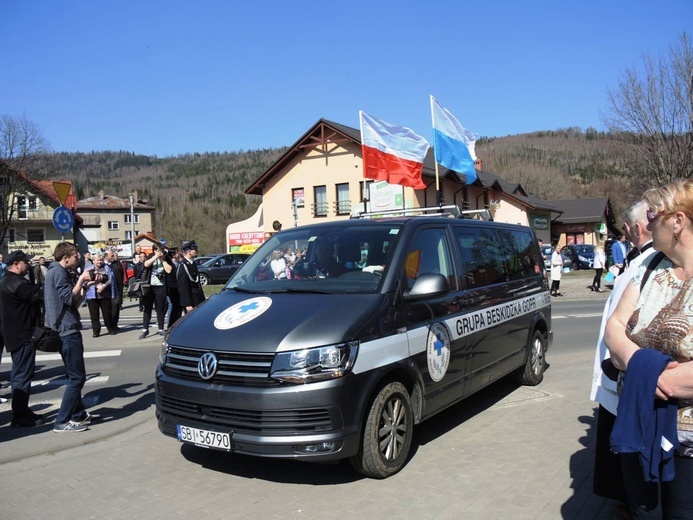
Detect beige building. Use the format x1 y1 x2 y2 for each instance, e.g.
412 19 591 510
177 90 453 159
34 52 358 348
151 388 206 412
246 119 558 242
2 175 81 259
76 190 155 254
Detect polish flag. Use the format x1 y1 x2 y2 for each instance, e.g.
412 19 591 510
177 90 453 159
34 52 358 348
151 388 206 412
359 111 430 190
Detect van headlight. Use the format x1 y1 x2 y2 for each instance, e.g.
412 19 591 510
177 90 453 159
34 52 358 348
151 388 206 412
159 341 170 365
270 342 358 384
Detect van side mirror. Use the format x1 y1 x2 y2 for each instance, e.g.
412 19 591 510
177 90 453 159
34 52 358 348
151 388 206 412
403 273 449 301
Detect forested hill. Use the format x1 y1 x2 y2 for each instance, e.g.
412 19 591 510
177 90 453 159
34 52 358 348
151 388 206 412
44 128 639 252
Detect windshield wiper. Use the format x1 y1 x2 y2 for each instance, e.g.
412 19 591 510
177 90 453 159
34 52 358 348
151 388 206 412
265 288 332 294
229 286 261 293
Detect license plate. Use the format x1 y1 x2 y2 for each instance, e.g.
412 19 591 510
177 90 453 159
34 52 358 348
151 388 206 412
176 425 231 451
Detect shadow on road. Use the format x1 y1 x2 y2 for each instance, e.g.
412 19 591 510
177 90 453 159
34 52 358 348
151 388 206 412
179 372 534 484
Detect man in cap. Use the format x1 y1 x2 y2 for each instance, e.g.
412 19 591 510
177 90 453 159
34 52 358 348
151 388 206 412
0 250 44 426
176 240 205 314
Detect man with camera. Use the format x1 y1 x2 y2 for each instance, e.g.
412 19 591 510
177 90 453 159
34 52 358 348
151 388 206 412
44 242 97 432
0 250 44 427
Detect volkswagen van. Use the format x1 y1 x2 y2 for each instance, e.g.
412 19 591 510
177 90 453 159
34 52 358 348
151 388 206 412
155 206 552 478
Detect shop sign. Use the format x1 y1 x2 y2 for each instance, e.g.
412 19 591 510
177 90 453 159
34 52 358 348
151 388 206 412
530 215 549 229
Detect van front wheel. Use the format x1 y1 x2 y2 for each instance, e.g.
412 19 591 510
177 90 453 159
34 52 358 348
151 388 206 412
350 381 413 479
517 330 546 386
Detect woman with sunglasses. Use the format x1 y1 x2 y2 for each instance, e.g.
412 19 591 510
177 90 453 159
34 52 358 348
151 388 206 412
606 178 693 518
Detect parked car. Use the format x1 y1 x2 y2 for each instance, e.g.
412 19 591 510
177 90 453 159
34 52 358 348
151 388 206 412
194 255 217 266
560 244 595 270
541 245 573 270
197 253 250 285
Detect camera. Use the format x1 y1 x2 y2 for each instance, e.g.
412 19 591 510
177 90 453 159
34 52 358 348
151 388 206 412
89 270 107 284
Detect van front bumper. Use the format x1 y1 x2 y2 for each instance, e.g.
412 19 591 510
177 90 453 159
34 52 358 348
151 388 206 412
155 365 371 462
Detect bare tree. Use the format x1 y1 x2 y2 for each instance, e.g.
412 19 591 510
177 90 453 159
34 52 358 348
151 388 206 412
0 113 51 246
603 32 693 187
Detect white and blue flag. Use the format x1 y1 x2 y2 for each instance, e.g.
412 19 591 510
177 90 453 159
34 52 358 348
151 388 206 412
431 96 478 184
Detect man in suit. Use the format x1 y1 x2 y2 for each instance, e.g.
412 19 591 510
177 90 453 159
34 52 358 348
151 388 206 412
176 240 206 313
105 249 126 330
610 235 628 275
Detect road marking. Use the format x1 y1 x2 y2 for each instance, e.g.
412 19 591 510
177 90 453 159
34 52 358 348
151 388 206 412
1 350 122 365
553 313 603 319
31 375 109 387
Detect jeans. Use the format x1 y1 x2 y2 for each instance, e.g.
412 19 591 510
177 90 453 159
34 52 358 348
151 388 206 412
142 285 167 331
622 452 693 519
10 341 36 420
55 332 86 425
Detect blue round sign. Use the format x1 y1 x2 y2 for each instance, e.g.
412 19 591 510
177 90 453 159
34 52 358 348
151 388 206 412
53 206 74 234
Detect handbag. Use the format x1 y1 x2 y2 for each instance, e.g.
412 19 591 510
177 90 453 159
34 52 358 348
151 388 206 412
31 305 67 353
31 326 62 352
127 279 150 298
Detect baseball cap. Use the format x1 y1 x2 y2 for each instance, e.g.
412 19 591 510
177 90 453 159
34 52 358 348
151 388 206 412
5 250 35 265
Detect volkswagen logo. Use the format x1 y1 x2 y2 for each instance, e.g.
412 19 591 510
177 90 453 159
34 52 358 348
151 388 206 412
198 352 218 380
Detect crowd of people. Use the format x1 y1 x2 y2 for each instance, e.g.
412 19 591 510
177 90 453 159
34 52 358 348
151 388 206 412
0 239 207 433
591 178 693 518
0 179 692 517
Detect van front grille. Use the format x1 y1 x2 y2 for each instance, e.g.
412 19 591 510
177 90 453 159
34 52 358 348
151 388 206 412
163 345 279 387
157 395 333 434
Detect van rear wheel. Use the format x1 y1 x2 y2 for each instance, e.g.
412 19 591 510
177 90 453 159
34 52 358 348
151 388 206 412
350 381 413 479
517 330 546 386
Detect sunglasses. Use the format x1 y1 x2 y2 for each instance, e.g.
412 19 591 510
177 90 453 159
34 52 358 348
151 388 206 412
646 209 666 224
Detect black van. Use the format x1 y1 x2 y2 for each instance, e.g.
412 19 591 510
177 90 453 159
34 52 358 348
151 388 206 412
155 207 552 478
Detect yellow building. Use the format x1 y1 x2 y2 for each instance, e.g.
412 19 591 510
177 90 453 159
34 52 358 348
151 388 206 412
246 119 558 242
2 174 81 259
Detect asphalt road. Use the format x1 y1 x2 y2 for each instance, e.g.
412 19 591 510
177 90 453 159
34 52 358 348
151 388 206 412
0 295 623 519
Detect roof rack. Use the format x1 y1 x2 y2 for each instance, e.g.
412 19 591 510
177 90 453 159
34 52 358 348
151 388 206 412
351 205 493 221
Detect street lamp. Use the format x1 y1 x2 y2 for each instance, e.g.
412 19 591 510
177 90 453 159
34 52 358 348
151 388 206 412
128 192 135 258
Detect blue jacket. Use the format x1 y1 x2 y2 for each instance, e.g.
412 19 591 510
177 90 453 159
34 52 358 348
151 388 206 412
611 240 626 265
610 348 679 482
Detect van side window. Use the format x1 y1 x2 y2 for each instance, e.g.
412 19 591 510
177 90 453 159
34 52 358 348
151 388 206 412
496 229 539 280
453 227 507 288
403 228 454 291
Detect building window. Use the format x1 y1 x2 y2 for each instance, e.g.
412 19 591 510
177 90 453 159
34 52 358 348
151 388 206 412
313 186 327 217
16 195 38 220
359 180 374 201
292 188 304 207
108 221 120 231
124 214 140 224
336 183 350 215
125 230 140 240
27 228 45 243
8 228 16 243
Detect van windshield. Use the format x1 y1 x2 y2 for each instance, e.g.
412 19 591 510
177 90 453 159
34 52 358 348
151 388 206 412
224 223 402 294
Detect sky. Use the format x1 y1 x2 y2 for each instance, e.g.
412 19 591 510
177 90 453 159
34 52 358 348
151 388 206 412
2 1 692 157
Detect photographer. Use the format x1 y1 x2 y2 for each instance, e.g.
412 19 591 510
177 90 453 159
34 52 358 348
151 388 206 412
84 253 117 337
138 244 173 339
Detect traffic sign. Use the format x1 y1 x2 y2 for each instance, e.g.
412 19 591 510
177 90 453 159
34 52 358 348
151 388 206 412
53 206 74 234
52 182 72 206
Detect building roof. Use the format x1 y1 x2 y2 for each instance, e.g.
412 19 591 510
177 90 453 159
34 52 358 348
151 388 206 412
19 176 84 224
77 194 155 210
544 197 614 224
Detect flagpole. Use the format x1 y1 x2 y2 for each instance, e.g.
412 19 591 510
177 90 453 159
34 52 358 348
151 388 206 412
430 95 442 207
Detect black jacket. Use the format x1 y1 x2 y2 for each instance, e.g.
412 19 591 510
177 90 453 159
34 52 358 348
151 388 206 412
176 258 205 308
0 271 43 352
